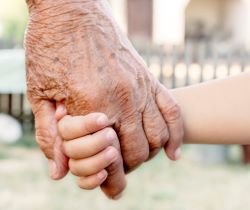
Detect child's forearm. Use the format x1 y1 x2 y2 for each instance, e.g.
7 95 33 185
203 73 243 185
170 73 250 145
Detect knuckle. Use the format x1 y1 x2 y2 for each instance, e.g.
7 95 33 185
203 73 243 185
69 159 80 176
106 146 119 159
140 149 150 163
164 104 181 122
108 127 116 134
147 126 169 150
104 127 114 134
103 127 117 144
63 141 73 157
83 120 94 135
148 136 162 150
58 118 69 139
107 146 119 157
77 179 97 190
147 130 169 160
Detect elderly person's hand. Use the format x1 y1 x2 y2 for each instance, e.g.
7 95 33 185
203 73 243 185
24 0 184 198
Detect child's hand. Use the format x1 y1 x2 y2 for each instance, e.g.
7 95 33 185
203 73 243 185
58 113 126 200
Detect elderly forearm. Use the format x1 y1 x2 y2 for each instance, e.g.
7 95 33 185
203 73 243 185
170 73 250 145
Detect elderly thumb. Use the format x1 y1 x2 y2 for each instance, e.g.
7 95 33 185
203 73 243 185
32 100 69 180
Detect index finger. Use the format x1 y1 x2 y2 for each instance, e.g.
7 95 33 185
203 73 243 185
58 113 110 141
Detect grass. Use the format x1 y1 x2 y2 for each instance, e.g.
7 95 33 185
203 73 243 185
0 143 250 210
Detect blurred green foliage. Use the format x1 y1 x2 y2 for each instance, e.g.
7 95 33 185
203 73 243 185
0 0 28 48
14 132 37 148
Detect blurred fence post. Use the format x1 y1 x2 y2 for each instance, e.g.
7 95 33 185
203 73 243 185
185 42 191 86
159 47 164 83
0 93 34 132
171 45 177 88
0 94 2 112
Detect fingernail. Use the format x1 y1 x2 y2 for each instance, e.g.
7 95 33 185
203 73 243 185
106 129 116 142
97 170 107 181
48 159 57 179
97 115 108 127
105 147 117 162
112 192 123 200
174 148 182 160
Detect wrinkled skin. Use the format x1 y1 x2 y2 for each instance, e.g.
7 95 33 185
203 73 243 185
24 0 184 199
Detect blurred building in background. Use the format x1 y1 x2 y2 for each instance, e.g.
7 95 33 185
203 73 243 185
0 50 33 132
109 0 250 50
